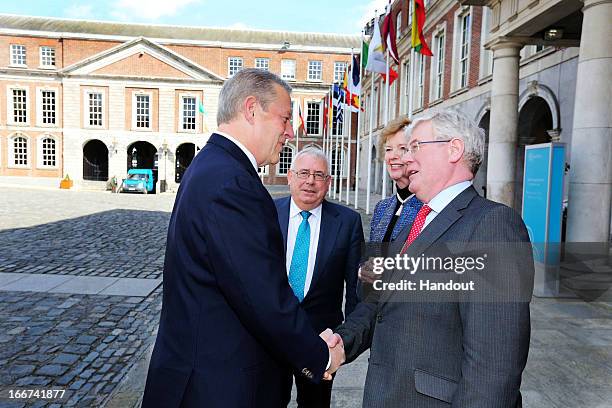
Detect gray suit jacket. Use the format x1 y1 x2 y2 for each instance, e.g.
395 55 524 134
337 186 534 408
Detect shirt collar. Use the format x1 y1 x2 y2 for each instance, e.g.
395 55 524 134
427 181 472 214
290 198 322 219
215 131 258 171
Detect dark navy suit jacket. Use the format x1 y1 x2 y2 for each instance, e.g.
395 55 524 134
274 197 364 333
142 134 328 408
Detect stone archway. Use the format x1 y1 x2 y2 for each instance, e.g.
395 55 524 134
515 96 554 213
83 140 108 181
127 141 158 193
175 143 195 183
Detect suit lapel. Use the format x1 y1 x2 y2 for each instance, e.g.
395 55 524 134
381 186 478 305
308 201 340 295
277 197 290 252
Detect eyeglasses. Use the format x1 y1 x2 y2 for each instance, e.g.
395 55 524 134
292 170 330 181
404 139 452 155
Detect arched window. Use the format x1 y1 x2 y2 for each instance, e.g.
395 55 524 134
39 136 57 168
11 135 29 167
277 145 294 176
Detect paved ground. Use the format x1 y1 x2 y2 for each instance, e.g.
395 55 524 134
0 186 611 407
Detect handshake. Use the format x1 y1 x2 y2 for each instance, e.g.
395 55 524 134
319 329 345 381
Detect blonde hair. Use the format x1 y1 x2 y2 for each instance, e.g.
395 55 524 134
378 116 411 152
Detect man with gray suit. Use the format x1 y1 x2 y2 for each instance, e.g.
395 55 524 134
330 109 534 407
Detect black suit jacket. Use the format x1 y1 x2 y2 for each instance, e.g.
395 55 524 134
142 134 328 408
336 186 534 408
275 197 364 333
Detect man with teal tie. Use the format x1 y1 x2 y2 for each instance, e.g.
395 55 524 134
275 147 364 407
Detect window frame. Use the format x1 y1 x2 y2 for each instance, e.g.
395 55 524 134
39 46 56 68
179 94 198 133
132 91 152 130
255 57 270 71
281 59 296 81
84 90 105 129
276 144 294 176
37 134 58 169
451 7 472 91
10 44 27 67
228 57 243 77
9 133 30 169
307 60 322 82
334 62 347 83
8 87 29 125
305 100 322 136
430 25 446 102
37 87 58 127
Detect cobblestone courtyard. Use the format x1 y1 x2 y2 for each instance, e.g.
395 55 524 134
0 187 611 407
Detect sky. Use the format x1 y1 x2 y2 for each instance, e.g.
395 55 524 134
0 0 391 35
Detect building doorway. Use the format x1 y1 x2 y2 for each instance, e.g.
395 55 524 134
127 141 158 193
515 96 553 213
83 140 108 181
175 143 195 183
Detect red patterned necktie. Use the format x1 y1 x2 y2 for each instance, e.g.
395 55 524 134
400 205 432 254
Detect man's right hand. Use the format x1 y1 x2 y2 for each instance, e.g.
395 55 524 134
358 258 381 284
320 329 345 380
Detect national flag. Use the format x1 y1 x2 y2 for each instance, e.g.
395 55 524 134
412 0 433 56
381 9 400 64
332 84 344 123
365 15 387 74
380 67 399 85
198 100 206 114
347 55 361 110
322 97 329 131
297 104 307 136
361 40 369 71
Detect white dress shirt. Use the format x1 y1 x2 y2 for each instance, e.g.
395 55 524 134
423 181 472 230
285 198 322 298
215 131 258 171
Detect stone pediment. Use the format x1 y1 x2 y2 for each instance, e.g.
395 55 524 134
62 37 223 82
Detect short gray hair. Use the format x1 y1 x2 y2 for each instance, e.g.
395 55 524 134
290 147 330 174
408 108 485 175
217 68 292 125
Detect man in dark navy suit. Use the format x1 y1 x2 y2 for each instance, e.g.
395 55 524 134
275 147 363 407
142 69 344 408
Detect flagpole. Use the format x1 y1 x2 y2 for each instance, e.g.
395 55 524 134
355 46 363 209
408 48 415 120
382 45 390 200
366 70 375 214
354 37 364 209
333 86 340 200
345 50 354 204
296 102 300 153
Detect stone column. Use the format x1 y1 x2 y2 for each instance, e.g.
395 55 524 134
567 0 612 242
486 38 523 207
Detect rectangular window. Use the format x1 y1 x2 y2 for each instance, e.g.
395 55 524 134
334 62 347 82
12 89 27 123
396 11 402 40
135 94 150 128
88 92 103 127
433 33 445 100
13 137 28 166
40 46 55 67
11 44 26 66
228 57 243 77
281 59 296 80
255 58 269 71
182 96 196 130
416 54 425 108
459 13 471 88
306 101 321 135
308 60 322 81
41 90 56 125
42 138 56 167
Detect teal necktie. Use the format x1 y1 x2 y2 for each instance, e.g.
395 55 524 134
288 211 311 301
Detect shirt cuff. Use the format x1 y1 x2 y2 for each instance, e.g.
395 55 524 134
326 350 331 370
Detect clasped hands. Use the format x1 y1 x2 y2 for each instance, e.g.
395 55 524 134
319 329 344 380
